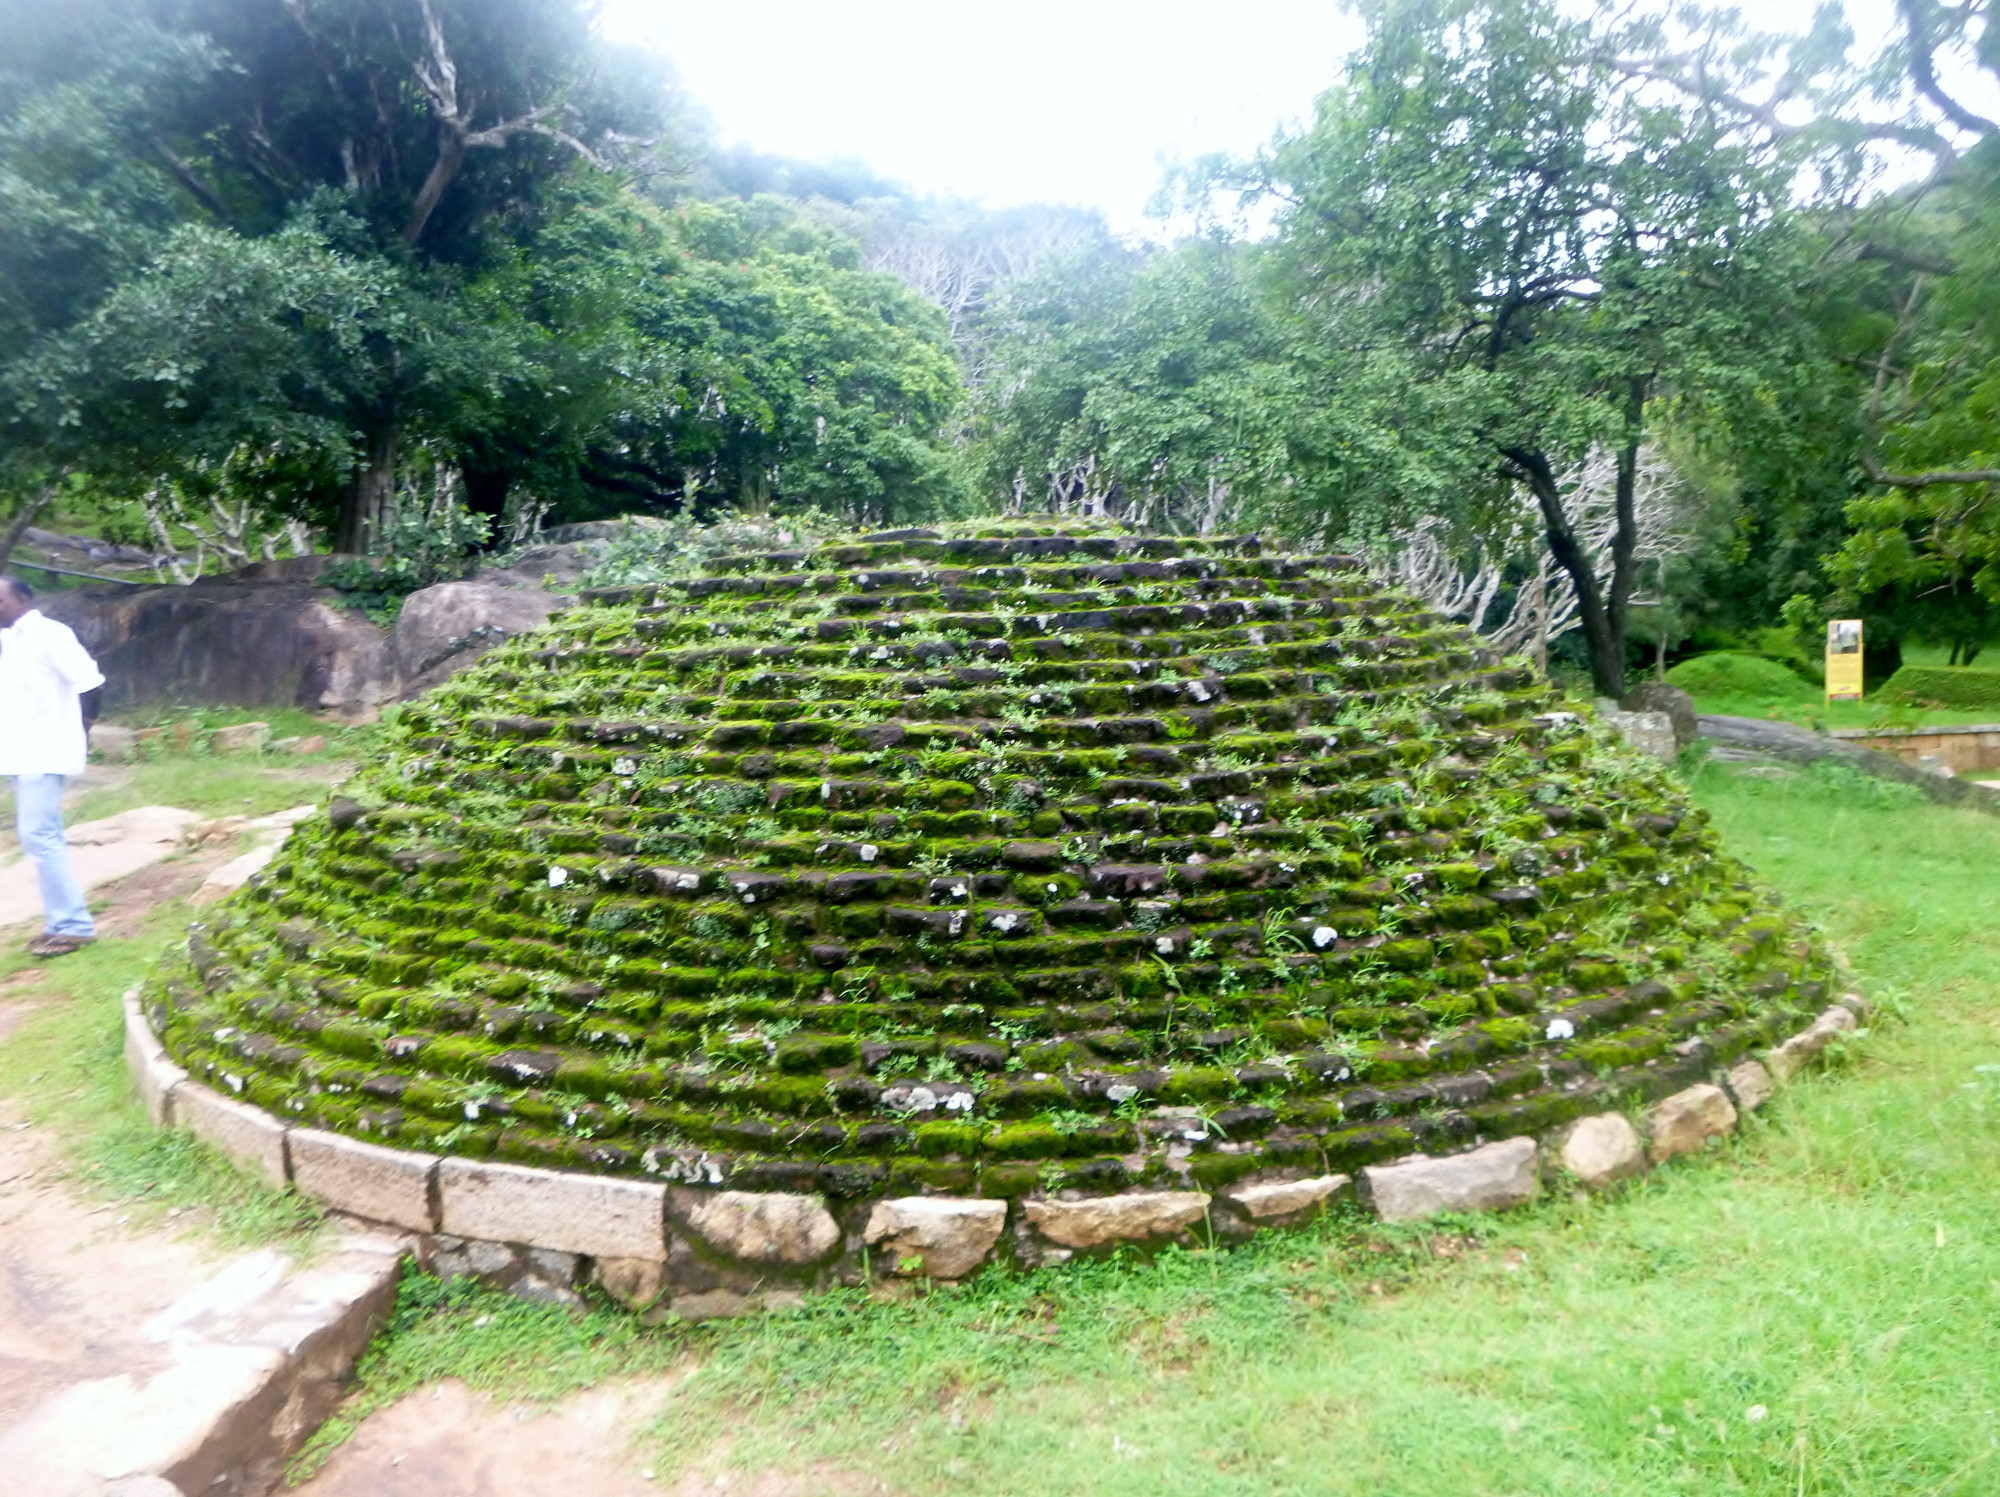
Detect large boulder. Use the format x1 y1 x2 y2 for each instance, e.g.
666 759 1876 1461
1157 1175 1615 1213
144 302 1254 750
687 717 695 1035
1620 680 1698 751
42 543 591 714
44 576 395 717
393 580 565 697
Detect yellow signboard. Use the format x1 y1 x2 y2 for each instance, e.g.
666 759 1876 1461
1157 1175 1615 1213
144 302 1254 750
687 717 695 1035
1825 619 1863 702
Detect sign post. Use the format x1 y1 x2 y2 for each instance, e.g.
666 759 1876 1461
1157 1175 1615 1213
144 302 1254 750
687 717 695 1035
1825 619 1864 703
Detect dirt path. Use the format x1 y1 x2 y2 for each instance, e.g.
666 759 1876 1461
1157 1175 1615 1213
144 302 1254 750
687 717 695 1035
0 842 244 1432
289 1377 875 1497
0 1085 225 1426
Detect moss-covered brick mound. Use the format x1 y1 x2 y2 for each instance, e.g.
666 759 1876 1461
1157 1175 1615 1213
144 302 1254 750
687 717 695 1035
148 520 1833 1212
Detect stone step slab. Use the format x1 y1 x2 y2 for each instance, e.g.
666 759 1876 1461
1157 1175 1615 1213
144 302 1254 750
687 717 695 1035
0 1236 402 1497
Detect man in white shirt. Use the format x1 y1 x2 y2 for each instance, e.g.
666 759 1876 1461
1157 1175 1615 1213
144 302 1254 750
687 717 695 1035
0 576 106 956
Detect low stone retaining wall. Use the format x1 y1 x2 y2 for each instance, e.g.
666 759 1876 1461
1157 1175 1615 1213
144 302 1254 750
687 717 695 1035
1831 723 2000 777
122 988 1869 1320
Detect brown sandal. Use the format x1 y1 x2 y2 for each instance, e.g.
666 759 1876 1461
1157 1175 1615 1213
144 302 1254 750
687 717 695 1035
27 933 94 957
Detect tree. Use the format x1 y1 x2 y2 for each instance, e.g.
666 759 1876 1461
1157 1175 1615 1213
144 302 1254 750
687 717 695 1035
976 238 1303 532
0 0 665 551
1615 0 2000 654
1385 443 1695 671
1249 0 1816 695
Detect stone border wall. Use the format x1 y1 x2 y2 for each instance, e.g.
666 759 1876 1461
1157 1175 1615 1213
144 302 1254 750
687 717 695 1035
123 986 1868 1319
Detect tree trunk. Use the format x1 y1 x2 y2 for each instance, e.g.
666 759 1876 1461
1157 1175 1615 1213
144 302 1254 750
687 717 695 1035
0 486 56 575
1508 447 1627 697
337 423 397 554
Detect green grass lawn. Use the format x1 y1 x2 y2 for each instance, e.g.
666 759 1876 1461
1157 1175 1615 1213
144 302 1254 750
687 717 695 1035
286 756 2000 1495
1667 651 2000 733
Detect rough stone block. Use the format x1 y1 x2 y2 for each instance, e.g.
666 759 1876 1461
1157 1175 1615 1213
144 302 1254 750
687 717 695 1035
1598 705 1677 761
1724 1059 1775 1112
1555 1113 1644 1189
1648 1083 1738 1163
207 722 269 754
1222 1174 1349 1221
664 1288 762 1322
595 1256 668 1311
1766 1004 1860 1082
437 1159 666 1260
675 1190 841 1266
1023 1191 1210 1248
863 1197 1008 1278
90 723 139 763
1361 1137 1539 1223
287 1128 438 1233
175 1083 288 1189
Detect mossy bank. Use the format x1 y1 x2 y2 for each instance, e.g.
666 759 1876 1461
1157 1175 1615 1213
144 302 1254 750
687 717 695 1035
140 521 1836 1291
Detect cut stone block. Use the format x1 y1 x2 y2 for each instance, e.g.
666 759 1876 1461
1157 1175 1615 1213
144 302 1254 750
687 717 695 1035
1648 1083 1738 1163
1023 1191 1210 1248
1725 1059 1775 1112
174 1082 288 1189
863 1197 1008 1278
437 1159 666 1260
1222 1174 1349 1221
1361 1137 1540 1223
676 1190 841 1266
1555 1113 1644 1189
123 993 184 1128
287 1128 438 1233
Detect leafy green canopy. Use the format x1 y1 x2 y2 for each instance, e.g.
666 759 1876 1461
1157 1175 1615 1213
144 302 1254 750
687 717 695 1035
1249 0 1818 696
0 0 968 550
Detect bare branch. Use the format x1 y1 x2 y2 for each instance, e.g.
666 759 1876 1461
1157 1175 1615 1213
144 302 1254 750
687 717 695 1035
1860 454 2000 487
1897 0 2000 138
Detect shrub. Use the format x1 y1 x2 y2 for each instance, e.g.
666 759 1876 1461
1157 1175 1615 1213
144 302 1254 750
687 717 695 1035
1666 651 1817 703
1879 665 2000 712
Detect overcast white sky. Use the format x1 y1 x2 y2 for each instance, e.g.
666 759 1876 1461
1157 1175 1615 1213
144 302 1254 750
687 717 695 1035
598 0 1918 238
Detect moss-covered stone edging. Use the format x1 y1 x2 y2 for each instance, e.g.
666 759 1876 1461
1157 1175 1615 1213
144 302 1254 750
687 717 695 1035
123 985 1867 1312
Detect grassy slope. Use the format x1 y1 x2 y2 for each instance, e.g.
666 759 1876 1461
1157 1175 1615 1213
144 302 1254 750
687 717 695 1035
0 903 322 1247
293 758 2000 1495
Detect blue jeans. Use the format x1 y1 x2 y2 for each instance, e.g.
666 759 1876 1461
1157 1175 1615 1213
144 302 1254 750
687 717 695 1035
16 774 94 937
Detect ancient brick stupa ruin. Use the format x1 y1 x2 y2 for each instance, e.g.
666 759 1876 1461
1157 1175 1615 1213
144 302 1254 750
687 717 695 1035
140 520 1833 1298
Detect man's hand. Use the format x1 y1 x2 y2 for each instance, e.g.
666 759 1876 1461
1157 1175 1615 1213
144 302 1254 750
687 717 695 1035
79 686 101 731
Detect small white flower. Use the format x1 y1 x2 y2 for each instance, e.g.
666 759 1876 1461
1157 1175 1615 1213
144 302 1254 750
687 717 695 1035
547 866 569 888
1545 1017 1576 1040
1745 1405 1768 1423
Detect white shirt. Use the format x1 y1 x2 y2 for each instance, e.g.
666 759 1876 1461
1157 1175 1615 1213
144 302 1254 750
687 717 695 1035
0 610 105 776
